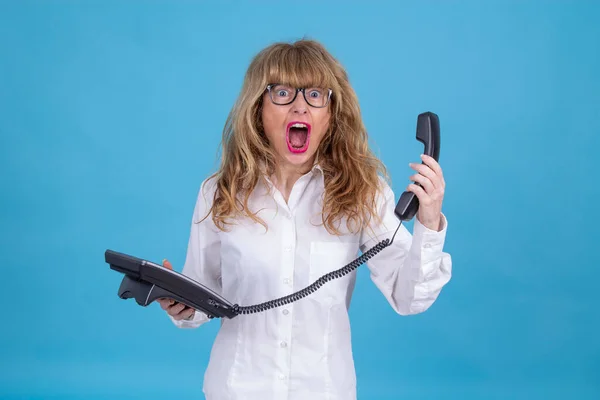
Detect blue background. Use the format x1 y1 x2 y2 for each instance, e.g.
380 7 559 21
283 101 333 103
1 1 599 399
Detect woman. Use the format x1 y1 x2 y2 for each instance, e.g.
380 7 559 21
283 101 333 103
158 39 452 400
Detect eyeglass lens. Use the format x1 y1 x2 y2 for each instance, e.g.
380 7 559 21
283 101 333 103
269 84 329 107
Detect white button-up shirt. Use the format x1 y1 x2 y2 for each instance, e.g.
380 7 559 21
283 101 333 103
170 164 452 400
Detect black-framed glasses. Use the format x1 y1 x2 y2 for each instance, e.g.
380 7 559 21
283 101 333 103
266 84 332 108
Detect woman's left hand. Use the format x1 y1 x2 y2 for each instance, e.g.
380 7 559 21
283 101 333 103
407 154 446 231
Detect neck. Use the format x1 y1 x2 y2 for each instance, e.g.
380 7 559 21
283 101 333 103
270 159 314 203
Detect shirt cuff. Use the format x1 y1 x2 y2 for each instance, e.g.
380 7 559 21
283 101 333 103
411 213 448 261
170 309 210 328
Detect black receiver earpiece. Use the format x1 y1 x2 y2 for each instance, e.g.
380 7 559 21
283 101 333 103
105 112 442 318
394 111 441 221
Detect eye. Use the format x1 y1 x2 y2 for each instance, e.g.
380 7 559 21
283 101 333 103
272 85 294 98
307 89 322 98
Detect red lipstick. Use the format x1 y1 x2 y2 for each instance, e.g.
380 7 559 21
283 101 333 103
286 121 311 154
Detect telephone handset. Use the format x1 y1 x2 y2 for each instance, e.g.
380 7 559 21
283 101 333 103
394 111 441 221
105 112 441 319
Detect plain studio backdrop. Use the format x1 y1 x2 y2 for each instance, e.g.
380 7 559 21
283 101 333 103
1 1 598 399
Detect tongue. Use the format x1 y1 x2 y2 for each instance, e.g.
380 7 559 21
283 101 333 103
289 128 307 148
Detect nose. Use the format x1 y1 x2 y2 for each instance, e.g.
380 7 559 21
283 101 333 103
290 92 308 114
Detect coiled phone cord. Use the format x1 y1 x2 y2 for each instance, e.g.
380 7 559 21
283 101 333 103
230 221 403 316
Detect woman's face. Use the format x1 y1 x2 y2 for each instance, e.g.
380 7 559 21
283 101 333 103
261 85 331 172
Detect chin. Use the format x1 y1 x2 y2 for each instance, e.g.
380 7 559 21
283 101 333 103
282 148 316 166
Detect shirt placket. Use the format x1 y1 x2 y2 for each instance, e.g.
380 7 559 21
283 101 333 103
267 172 314 397
276 209 296 395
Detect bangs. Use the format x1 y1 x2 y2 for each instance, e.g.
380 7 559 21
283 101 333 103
264 46 337 89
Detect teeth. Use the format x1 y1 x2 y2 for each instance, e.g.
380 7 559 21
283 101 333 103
291 123 307 129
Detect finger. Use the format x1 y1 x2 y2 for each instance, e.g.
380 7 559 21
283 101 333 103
410 173 435 195
420 154 445 183
158 298 174 310
172 306 194 321
172 312 184 321
182 307 195 320
168 302 186 315
409 162 442 189
162 259 173 270
407 183 433 206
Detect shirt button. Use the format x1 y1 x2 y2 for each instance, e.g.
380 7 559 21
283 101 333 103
284 246 292 252
424 243 432 248
283 278 291 285
279 374 286 380
282 309 289 315
280 341 287 348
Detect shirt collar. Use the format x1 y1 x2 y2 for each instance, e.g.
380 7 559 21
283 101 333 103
311 162 323 175
258 158 323 178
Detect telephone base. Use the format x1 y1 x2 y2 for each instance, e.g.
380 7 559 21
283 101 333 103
106 249 238 319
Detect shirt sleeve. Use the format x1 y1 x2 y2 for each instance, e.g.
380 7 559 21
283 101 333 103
169 177 223 328
359 176 452 315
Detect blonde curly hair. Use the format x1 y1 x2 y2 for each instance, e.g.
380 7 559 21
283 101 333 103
203 39 389 235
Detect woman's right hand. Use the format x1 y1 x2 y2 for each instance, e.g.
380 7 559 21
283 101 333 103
156 259 196 321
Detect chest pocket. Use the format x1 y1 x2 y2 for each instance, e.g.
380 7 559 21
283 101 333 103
308 241 360 304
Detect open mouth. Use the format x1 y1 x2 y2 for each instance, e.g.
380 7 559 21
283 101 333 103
286 121 311 153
